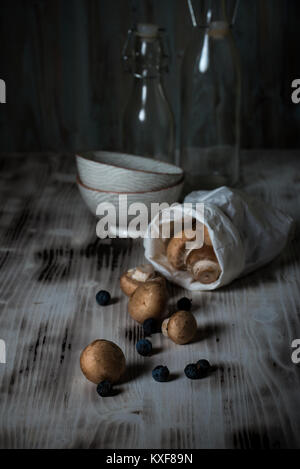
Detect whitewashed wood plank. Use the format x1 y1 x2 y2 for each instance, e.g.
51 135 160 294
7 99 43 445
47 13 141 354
0 151 299 448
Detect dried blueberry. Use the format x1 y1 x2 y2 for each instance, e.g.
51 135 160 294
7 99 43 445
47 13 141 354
177 297 192 311
136 338 152 356
97 380 112 397
152 365 170 382
96 290 111 306
184 363 200 380
143 318 158 336
196 359 211 377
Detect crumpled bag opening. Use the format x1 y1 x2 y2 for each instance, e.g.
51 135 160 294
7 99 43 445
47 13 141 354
144 186 294 291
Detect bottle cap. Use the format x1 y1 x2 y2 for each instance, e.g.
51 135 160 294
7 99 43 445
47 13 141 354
136 23 159 38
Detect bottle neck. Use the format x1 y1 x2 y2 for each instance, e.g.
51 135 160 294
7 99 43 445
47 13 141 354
133 71 162 80
131 76 163 93
128 77 165 108
195 0 231 27
131 35 165 79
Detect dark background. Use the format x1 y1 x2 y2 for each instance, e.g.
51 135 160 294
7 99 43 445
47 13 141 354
0 0 299 153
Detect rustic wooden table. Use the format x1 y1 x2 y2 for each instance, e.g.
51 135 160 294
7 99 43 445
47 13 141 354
0 151 299 449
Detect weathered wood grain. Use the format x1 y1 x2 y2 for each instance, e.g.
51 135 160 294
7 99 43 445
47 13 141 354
0 151 300 449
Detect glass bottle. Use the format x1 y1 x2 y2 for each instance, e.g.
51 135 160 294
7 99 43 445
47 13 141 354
122 23 175 164
180 0 241 191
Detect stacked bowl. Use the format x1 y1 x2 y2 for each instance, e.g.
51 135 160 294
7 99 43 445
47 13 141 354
76 151 184 225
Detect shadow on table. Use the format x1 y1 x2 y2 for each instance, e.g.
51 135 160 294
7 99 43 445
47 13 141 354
229 424 292 449
220 235 300 293
120 361 153 384
194 322 227 343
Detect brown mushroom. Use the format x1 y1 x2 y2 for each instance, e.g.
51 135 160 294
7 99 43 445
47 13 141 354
162 310 197 345
128 281 167 324
166 228 197 270
80 339 126 384
120 264 165 296
186 245 221 284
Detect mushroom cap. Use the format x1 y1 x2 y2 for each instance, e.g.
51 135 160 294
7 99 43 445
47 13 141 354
186 246 221 284
120 264 165 296
191 260 221 284
120 272 140 297
164 310 197 345
80 339 126 384
128 281 167 324
186 245 217 263
166 228 196 270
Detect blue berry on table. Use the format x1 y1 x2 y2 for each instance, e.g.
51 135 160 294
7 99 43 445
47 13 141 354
136 338 152 356
184 363 200 380
97 380 112 397
152 365 170 382
96 290 111 306
177 297 192 311
196 359 211 377
143 318 158 336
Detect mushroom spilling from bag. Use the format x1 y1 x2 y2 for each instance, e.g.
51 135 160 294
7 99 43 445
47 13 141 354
186 246 221 284
120 264 165 296
166 229 196 270
166 223 221 284
144 187 294 291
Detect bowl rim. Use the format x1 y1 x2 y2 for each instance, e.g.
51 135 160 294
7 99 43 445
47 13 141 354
76 174 184 195
76 151 183 177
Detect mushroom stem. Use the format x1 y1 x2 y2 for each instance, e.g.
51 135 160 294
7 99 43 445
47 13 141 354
131 264 155 282
186 246 221 284
191 259 221 284
120 264 164 297
166 228 197 270
162 318 170 337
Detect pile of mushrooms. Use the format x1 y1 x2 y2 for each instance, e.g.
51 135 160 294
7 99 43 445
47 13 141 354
166 223 221 284
120 263 198 345
80 262 200 387
80 224 218 386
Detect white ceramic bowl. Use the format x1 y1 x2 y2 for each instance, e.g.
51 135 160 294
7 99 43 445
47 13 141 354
76 151 183 192
77 175 184 230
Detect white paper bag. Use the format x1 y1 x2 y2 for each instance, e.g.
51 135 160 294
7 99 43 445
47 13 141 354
143 186 294 291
